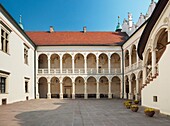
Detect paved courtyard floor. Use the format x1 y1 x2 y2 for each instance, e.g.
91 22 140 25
0 99 170 126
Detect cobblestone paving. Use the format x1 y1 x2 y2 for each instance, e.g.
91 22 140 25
0 99 170 126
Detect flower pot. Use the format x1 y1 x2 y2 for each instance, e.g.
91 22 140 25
134 100 139 104
126 105 131 109
145 111 155 117
131 107 139 112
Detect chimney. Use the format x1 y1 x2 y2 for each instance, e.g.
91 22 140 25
83 26 87 33
50 26 54 33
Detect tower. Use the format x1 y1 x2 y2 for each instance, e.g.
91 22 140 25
19 15 24 30
115 16 122 32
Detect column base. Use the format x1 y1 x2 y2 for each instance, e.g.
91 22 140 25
124 93 127 99
128 93 133 100
135 93 140 101
96 94 100 99
108 93 112 99
72 94 75 99
60 93 63 99
47 93 51 99
84 94 88 99
36 94 39 99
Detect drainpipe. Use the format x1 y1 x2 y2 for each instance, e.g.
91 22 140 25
121 45 124 99
34 47 37 99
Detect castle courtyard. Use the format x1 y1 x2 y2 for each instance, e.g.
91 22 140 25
0 99 170 126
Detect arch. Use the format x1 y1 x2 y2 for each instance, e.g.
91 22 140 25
62 77 72 98
98 53 108 72
87 53 96 73
87 76 97 98
154 28 168 63
38 54 48 68
125 75 129 99
50 54 60 69
99 76 108 98
50 77 60 98
75 76 85 98
125 50 129 67
137 71 143 98
74 53 84 73
111 76 121 98
62 53 72 73
110 53 121 73
131 45 137 64
130 73 136 100
38 77 48 98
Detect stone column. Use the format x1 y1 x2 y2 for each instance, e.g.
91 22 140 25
96 81 100 99
72 82 75 99
143 66 147 85
129 52 132 67
84 82 88 99
60 56 62 74
108 80 112 99
152 50 156 77
128 78 133 100
135 78 140 100
124 78 127 99
108 58 111 74
36 81 39 99
48 55 51 74
47 80 51 99
84 57 87 74
72 57 75 74
60 82 63 99
96 57 99 74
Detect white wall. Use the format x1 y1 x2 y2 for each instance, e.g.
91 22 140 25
0 12 35 105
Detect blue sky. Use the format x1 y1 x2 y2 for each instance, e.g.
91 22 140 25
1 0 158 31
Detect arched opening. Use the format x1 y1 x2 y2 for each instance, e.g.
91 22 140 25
111 53 121 73
111 76 121 98
87 53 96 74
50 77 60 98
74 53 84 73
125 50 129 67
98 53 108 73
38 54 48 73
87 76 96 98
75 77 84 98
50 54 60 73
138 71 143 100
131 73 136 100
62 54 72 73
146 50 152 77
155 29 168 63
38 77 47 98
131 45 137 64
125 76 129 99
63 77 72 98
99 76 108 98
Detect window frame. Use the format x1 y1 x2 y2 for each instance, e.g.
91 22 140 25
0 77 6 94
0 25 10 54
24 44 29 65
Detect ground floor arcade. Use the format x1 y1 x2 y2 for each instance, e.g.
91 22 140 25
36 76 122 99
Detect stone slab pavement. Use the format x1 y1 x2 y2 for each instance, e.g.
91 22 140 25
0 99 170 126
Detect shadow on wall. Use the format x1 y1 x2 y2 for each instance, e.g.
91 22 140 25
15 102 69 126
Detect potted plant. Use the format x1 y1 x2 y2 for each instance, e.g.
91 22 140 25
134 100 139 104
144 108 155 117
124 101 132 109
130 104 139 112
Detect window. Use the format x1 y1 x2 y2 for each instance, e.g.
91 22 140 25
0 77 6 93
153 96 158 102
25 81 28 93
24 47 28 64
1 29 9 53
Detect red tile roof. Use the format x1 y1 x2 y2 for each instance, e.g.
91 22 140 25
26 31 128 46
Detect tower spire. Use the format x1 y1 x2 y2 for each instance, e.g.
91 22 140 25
115 16 122 32
19 15 24 30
